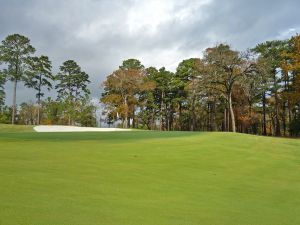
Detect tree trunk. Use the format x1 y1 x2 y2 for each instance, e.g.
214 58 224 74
178 102 182 131
274 91 281 136
282 103 286 136
207 103 211 131
271 113 275 136
262 92 267 136
228 92 236 132
124 96 128 129
151 109 155 130
12 79 17 124
132 109 135 128
37 76 42 125
223 108 227 131
248 100 253 134
127 116 130 128
211 102 216 131
37 94 41 125
167 109 170 131
37 106 40 125
227 105 230 131
160 91 164 131
169 108 174 131
191 95 196 131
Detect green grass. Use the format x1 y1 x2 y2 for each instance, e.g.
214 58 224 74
0 125 300 225
0 123 34 133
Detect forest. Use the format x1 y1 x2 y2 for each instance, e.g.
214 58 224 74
1 33 300 136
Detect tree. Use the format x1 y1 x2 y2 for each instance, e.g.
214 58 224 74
252 57 274 135
176 58 203 131
25 55 53 124
0 70 6 109
119 58 145 70
18 101 38 125
55 60 90 125
252 40 289 136
0 106 12 124
281 35 300 136
149 67 175 130
101 66 152 128
0 34 35 124
119 58 146 127
41 97 63 125
77 98 97 127
203 44 253 132
137 67 159 130
240 63 263 133
101 59 156 128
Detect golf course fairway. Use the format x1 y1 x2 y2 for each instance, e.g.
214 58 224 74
1 125 300 225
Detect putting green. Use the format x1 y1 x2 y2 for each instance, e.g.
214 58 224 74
0 124 300 225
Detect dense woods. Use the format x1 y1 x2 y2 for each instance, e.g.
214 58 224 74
1 33 300 136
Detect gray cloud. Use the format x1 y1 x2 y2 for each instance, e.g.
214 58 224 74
0 0 299 105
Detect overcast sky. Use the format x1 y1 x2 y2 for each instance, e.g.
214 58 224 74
1 0 299 104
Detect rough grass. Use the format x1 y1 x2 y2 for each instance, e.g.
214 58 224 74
0 123 34 133
0 124 300 225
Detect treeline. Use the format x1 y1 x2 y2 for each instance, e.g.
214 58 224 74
101 35 300 136
0 34 96 126
1 33 300 136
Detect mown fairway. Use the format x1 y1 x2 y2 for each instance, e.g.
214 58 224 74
0 125 300 225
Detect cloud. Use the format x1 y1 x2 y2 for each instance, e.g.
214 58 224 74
0 0 299 105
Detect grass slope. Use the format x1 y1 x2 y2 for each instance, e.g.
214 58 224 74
0 125 300 225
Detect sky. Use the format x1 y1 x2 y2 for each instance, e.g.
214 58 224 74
0 0 300 105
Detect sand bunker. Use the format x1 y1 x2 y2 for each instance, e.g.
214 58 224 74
34 125 132 132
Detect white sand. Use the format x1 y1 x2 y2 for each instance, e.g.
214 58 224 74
34 125 132 132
